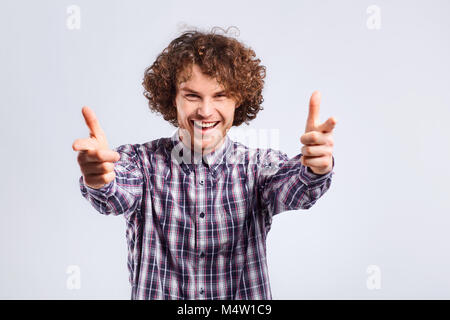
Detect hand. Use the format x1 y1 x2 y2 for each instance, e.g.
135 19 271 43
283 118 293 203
300 91 337 175
72 106 120 189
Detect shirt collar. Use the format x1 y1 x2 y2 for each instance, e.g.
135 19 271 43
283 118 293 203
169 128 232 175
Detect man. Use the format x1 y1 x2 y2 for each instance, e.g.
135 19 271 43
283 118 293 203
72 29 336 299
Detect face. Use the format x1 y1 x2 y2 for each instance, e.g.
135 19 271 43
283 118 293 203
174 64 239 154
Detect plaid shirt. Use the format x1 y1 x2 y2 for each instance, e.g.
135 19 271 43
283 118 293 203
79 129 334 300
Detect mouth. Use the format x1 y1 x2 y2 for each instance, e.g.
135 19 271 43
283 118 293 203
191 120 220 133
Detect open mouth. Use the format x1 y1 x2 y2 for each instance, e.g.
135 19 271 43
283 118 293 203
191 120 220 133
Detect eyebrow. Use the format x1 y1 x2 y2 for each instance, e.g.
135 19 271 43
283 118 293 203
181 87 226 95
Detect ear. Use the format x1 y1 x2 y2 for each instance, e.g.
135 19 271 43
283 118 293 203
172 96 177 109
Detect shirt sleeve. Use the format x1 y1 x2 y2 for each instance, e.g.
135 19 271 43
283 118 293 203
256 148 335 226
79 144 145 219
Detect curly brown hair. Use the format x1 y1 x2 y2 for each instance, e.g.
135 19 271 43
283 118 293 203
142 26 266 127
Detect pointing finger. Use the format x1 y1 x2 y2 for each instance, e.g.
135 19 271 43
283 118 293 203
305 91 321 133
82 106 106 140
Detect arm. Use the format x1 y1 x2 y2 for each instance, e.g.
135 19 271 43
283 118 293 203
257 149 334 225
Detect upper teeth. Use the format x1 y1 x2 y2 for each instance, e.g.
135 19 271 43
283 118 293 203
193 121 217 128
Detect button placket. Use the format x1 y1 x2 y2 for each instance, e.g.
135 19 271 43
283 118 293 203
196 165 207 299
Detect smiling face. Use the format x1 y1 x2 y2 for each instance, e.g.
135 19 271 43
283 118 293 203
174 64 239 154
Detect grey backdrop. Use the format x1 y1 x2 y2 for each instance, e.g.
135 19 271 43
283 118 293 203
1 0 449 299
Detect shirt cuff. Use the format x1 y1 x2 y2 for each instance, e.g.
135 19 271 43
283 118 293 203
79 175 117 200
299 155 335 186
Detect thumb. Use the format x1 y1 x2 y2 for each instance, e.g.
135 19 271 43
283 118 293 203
318 117 338 133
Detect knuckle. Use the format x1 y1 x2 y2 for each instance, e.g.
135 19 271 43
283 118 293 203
101 162 109 172
103 162 113 172
300 135 306 144
94 150 102 161
100 174 109 184
327 138 334 147
105 172 114 183
77 152 84 165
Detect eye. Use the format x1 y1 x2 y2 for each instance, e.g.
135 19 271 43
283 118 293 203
186 94 199 99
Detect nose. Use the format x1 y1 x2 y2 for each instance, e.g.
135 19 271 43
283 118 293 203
196 99 215 118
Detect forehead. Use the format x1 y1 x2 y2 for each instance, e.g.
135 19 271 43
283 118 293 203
177 64 225 92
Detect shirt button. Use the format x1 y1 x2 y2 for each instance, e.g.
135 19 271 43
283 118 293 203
199 179 204 185
199 212 205 218
199 288 204 295
199 251 205 258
